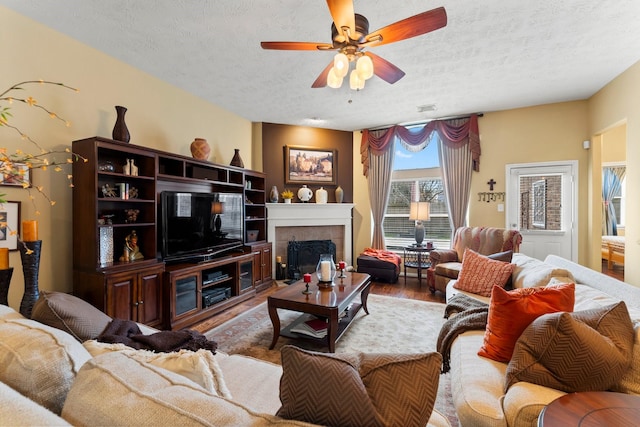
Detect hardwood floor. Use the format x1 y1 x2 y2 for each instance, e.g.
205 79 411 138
602 259 624 281
192 275 445 333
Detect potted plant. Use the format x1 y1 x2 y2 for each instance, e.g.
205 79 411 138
281 189 294 204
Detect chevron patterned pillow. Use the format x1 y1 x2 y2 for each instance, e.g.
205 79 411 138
505 301 635 393
454 248 515 297
277 345 442 427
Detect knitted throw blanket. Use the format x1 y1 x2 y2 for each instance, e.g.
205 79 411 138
362 247 401 267
437 293 489 373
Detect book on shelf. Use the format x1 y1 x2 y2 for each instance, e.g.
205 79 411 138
290 317 328 338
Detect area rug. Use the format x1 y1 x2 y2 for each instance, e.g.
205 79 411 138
205 294 458 425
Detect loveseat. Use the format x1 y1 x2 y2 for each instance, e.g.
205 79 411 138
445 253 640 427
428 226 523 294
0 292 452 427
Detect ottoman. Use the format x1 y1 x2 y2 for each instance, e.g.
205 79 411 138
357 254 400 283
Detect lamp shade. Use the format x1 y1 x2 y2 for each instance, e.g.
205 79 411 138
327 67 343 88
349 69 365 90
211 201 224 215
333 53 350 78
356 55 374 80
409 202 430 221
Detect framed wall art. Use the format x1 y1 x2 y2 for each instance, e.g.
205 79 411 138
0 201 21 250
284 146 336 185
0 162 31 187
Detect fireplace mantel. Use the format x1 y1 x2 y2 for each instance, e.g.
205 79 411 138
266 203 355 275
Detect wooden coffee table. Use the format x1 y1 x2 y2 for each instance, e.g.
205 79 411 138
538 391 640 426
268 272 371 352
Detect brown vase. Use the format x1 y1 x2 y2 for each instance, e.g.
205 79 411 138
230 149 244 168
190 138 211 160
112 106 130 143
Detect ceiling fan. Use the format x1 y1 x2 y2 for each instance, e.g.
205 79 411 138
260 1 447 89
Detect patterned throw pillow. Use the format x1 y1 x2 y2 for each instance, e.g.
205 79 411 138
478 282 575 362
453 248 515 297
277 345 442 427
505 301 634 392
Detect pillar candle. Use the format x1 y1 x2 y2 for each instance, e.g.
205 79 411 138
339 261 346 270
276 256 282 263
22 220 38 242
320 260 331 281
303 273 311 283
0 248 8 270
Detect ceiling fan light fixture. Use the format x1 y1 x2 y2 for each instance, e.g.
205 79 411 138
349 69 365 90
327 67 343 88
356 55 374 80
333 53 350 78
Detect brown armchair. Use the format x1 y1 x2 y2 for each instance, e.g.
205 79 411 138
427 226 523 294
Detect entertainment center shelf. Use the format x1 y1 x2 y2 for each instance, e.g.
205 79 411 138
72 136 270 330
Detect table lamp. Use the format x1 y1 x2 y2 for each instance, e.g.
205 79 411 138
409 202 430 246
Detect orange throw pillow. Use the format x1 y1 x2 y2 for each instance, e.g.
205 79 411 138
453 248 515 297
478 282 575 362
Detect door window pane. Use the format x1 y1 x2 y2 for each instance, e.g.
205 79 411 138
519 174 562 231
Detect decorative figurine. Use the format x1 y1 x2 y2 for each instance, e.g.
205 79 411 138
119 230 143 262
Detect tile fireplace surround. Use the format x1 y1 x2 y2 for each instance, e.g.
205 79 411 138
266 203 355 276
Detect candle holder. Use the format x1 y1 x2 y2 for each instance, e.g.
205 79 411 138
302 273 312 294
0 267 14 306
316 253 336 288
338 261 347 278
19 240 42 318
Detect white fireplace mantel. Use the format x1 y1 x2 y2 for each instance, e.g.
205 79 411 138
267 203 355 273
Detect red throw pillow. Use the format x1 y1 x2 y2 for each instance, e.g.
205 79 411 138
478 282 575 362
453 248 515 297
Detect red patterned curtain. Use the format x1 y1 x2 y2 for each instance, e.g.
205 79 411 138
360 114 480 176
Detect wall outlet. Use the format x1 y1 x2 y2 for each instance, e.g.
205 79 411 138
497 203 504 212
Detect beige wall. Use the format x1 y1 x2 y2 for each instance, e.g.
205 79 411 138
601 124 626 164
2 7 252 308
588 60 640 285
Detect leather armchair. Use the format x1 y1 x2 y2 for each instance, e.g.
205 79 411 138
427 226 522 294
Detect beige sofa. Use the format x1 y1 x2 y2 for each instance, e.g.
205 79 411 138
0 300 451 427
446 253 640 427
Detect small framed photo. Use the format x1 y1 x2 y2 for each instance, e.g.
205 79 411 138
0 162 31 187
0 201 21 250
285 146 336 185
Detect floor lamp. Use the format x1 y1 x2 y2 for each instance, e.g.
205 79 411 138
409 202 431 246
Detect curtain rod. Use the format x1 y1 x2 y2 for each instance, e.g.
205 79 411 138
364 112 484 132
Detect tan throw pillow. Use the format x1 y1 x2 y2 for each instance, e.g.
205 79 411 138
0 317 91 414
478 282 575 362
505 301 635 393
453 248 515 297
83 340 231 398
276 345 441 427
31 291 112 342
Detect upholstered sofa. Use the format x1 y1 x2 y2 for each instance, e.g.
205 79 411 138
428 226 523 294
0 292 451 427
445 253 640 427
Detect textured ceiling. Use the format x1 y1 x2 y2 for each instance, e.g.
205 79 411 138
3 0 640 131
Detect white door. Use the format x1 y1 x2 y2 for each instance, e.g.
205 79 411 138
506 161 577 261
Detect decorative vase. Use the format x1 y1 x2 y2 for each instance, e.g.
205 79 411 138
269 186 279 203
315 187 328 204
190 138 211 160
230 149 244 168
335 185 344 203
316 253 336 286
19 240 42 318
297 185 312 202
0 267 14 306
112 106 131 143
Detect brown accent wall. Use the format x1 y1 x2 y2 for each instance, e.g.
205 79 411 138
261 123 353 203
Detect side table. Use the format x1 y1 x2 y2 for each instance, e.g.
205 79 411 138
403 245 433 287
538 391 640 426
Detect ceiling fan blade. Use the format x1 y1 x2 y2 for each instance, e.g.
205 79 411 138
311 61 335 88
326 0 356 40
366 7 447 47
261 41 334 51
365 52 405 84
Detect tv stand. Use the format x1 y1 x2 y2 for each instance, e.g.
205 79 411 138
72 137 270 329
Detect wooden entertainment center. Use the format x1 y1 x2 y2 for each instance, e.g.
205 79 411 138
72 136 271 330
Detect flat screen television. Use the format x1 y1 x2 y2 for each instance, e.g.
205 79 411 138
160 191 244 262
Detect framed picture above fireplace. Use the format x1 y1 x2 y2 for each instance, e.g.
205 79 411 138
284 146 336 185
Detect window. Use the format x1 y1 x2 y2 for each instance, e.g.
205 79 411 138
612 174 626 227
383 137 451 249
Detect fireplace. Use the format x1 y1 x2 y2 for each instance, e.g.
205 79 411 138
286 239 336 280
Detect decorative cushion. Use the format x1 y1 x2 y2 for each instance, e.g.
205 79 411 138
0 381 72 426
511 254 575 289
31 291 112 342
0 316 91 414
62 351 312 427
453 249 514 297
505 301 635 392
276 345 441 427
478 282 575 362
83 340 231 398
487 250 513 263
